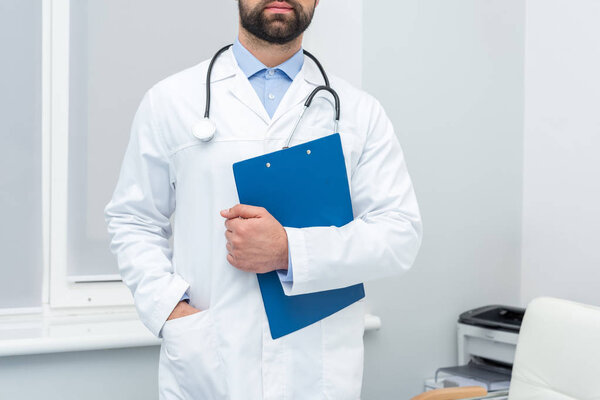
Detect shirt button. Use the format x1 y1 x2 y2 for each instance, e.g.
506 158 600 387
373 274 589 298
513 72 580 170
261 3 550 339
268 69 275 76
268 93 275 100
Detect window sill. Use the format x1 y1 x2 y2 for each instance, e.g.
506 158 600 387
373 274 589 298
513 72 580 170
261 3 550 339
0 310 381 357
0 307 158 357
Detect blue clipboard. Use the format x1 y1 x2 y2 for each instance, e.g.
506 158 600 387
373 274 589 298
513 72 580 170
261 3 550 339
233 133 365 339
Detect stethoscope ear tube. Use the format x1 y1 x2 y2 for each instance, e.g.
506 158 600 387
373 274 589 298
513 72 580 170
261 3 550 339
194 44 232 141
304 85 340 122
283 86 341 149
302 49 330 88
204 44 234 119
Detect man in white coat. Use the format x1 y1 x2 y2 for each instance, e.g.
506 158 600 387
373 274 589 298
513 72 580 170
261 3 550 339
104 0 422 399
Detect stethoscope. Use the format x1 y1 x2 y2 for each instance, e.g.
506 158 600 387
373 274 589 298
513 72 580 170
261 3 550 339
192 44 341 149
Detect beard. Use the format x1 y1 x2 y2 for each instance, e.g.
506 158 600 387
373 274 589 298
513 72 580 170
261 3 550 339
239 0 316 45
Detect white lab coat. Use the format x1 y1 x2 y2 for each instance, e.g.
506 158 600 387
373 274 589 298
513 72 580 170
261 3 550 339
104 48 422 400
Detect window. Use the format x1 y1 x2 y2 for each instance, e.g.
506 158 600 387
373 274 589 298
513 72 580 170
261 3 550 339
0 0 44 313
49 0 237 308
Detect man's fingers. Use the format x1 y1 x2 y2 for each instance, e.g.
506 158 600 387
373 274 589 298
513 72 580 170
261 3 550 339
224 217 240 232
221 204 265 219
226 253 236 267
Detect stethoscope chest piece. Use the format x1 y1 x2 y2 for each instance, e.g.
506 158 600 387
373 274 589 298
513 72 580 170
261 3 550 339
192 118 217 142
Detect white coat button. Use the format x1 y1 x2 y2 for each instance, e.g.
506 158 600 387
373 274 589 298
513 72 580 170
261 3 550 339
268 93 275 100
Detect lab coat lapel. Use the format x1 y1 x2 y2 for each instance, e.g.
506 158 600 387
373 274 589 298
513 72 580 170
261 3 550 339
270 57 324 126
226 54 271 125
224 50 326 127
203 48 271 124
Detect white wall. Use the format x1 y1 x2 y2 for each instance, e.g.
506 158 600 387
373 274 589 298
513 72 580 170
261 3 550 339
361 1 524 398
521 0 600 306
303 0 363 88
0 347 159 400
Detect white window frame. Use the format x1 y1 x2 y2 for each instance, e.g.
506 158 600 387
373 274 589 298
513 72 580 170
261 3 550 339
45 0 133 309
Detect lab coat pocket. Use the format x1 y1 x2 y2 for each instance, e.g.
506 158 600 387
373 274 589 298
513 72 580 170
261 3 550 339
321 298 365 399
162 309 229 400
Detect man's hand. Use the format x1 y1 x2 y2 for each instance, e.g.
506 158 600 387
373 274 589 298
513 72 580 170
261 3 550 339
220 204 289 274
167 300 201 321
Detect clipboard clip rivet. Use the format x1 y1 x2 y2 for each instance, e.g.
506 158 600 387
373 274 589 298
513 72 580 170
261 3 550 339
306 150 311 155
266 162 271 168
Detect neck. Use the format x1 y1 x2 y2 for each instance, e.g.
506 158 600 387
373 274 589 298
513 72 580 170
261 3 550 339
238 29 303 68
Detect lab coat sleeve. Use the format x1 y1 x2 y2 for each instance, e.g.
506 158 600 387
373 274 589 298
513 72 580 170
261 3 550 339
281 98 423 296
104 90 189 338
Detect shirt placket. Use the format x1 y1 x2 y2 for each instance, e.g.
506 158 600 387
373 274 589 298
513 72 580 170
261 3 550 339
265 68 277 118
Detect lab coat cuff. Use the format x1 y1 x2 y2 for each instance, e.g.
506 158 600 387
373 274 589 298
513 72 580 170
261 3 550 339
276 248 293 282
281 227 308 295
150 274 190 339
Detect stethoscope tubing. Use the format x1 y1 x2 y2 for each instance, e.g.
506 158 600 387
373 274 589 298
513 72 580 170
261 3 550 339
204 44 233 119
203 43 341 147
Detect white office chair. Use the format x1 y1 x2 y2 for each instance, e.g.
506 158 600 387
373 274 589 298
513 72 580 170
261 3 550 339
509 296 600 399
411 297 600 400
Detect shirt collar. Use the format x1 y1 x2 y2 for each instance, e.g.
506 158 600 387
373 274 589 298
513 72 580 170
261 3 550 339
232 37 304 80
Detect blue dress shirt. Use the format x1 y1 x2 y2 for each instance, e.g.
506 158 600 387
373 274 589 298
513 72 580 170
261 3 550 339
180 38 301 302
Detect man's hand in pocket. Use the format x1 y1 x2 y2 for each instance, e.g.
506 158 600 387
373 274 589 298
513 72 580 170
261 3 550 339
167 300 201 321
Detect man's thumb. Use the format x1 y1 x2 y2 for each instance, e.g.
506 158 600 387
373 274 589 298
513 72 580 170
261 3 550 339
221 204 264 219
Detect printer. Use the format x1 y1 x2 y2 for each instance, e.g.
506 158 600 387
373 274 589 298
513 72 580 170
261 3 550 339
425 305 525 396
